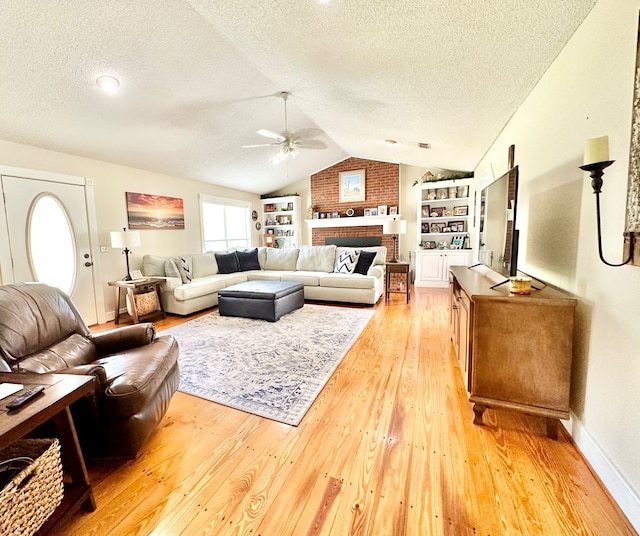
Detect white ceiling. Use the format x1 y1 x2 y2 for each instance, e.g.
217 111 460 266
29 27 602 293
1 1 597 195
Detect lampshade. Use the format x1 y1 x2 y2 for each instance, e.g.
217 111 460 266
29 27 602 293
382 219 407 235
110 230 141 248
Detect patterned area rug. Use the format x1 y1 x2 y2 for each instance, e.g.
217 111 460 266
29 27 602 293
164 304 374 425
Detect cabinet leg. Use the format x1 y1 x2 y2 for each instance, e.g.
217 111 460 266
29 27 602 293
546 418 559 440
472 404 487 425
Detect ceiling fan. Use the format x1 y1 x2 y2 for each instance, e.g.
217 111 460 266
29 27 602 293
242 91 326 164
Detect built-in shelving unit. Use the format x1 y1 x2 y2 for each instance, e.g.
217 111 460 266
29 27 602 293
262 195 301 248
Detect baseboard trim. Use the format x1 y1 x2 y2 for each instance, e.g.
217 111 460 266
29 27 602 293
564 412 640 532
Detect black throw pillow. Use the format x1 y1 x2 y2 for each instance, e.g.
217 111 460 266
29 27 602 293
353 251 377 275
215 252 240 274
237 248 261 271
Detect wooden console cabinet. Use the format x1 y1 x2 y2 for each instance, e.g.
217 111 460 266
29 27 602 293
449 266 577 438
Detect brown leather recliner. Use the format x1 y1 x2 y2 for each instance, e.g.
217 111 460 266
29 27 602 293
0 282 180 459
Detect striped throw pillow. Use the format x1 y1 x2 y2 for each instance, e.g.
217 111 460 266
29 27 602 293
334 249 360 274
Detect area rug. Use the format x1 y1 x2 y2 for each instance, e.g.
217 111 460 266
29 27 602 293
163 304 374 425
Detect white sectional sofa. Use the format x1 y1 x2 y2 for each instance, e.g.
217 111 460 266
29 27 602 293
142 245 387 315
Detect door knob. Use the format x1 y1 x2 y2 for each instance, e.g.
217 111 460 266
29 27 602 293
84 261 93 267
83 253 90 259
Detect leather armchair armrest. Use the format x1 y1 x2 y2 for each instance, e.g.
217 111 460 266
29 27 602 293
63 363 107 395
91 323 156 357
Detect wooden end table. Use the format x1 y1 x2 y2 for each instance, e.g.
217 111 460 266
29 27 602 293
385 262 411 303
109 278 166 324
0 372 96 534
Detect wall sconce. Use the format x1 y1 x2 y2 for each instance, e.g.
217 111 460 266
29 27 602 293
382 218 407 263
579 136 635 266
110 227 141 280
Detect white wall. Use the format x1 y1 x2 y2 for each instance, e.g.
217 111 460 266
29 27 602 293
475 0 640 528
0 139 261 318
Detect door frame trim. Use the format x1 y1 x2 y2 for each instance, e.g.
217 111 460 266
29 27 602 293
0 165 106 324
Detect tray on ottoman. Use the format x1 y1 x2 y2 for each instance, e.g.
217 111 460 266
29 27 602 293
218 280 304 322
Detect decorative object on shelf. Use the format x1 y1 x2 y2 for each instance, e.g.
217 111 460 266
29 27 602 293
389 206 398 215
306 205 315 218
255 221 262 230
509 276 532 294
287 202 294 211
450 235 465 249
345 208 355 217
370 207 378 216
313 212 319 219
252 210 258 221
364 208 371 217
110 227 141 280
454 205 468 216
382 219 407 263
339 169 365 202
125 192 184 230
421 206 430 218
457 185 469 198
378 205 387 216
436 188 448 199
331 211 339 218
579 135 636 266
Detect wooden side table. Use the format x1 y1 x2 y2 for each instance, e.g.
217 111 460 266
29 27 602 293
109 278 166 324
0 372 96 533
385 262 410 303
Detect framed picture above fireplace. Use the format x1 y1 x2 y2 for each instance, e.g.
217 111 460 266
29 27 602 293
339 169 365 203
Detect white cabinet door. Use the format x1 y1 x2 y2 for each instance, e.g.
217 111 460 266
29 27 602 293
445 251 473 272
415 251 444 285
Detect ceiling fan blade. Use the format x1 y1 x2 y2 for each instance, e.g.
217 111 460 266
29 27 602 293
292 139 327 150
290 127 323 140
241 142 279 148
257 129 286 142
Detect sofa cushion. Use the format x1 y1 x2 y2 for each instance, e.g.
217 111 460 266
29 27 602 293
337 246 386 266
264 248 299 271
353 250 377 275
176 255 193 283
142 255 168 277
192 253 218 278
280 272 323 286
215 252 240 274
237 248 261 271
319 273 376 290
174 276 229 301
296 245 336 272
246 270 284 281
334 248 360 274
164 258 181 280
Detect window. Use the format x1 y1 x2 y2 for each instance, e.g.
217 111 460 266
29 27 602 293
200 195 251 252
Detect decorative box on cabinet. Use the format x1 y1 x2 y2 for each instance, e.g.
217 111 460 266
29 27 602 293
449 265 576 438
414 249 472 288
262 195 301 248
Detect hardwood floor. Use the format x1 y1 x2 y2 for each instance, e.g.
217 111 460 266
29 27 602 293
52 288 636 535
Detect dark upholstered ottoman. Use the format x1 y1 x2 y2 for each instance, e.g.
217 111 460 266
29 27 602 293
218 280 304 322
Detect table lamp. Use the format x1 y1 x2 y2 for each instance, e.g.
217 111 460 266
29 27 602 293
110 228 141 280
383 219 407 263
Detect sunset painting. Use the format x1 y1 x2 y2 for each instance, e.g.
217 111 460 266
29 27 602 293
126 192 185 230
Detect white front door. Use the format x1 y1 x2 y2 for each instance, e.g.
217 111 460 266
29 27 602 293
0 175 98 325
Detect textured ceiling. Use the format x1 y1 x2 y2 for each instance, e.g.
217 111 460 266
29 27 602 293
0 0 596 194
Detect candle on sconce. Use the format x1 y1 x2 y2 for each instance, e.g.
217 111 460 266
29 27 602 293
584 135 609 165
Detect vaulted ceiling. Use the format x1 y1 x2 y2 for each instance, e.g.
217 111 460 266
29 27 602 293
1 1 597 194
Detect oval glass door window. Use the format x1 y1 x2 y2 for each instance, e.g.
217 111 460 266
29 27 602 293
28 194 76 294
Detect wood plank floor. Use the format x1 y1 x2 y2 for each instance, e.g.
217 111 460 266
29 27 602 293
52 287 636 535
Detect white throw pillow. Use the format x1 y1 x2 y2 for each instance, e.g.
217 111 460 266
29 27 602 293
334 249 360 274
296 245 337 272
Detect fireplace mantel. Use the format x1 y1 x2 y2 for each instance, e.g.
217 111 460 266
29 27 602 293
305 215 401 229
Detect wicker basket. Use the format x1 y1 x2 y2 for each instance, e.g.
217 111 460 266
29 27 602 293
126 288 159 317
0 439 64 536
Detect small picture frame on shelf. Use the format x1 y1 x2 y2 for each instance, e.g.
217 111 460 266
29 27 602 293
370 207 378 216
331 211 339 218
265 203 275 213
326 212 332 219
448 187 457 198
267 229 275 234
430 222 445 233
454 205 468 216
448 220 465 232
442 227 452 233
313 212 319 219
436 188 448 199
130 269 144 280
421 222 430 233
389 206 398 215
424 241 436 249
451 235 465 249
287 202 294 211
320 212 327 219
430 207 445 217
443 209 454 217
421 205 430 218
426 190 437 200
378 205 387 216
457 185 469 198
364 208 372 217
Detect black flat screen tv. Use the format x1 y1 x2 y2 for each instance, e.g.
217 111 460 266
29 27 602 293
478 166 519 277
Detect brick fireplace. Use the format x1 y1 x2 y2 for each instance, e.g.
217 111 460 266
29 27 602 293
310 157 400 259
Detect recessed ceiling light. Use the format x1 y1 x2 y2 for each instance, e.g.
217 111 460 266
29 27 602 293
384 139 398 145
96 75 120 93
